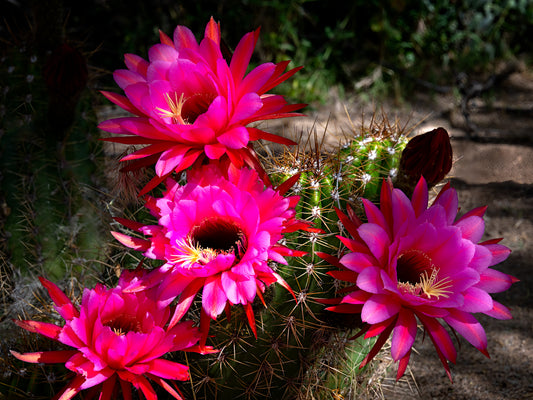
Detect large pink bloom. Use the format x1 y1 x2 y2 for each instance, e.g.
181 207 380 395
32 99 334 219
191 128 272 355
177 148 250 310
319 178 518 380
112 164 311 341
11 269 215 400
99 17 304 194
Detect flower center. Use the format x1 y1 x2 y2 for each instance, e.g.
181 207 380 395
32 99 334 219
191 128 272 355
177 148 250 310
396 250 452 299
157 91 215 125
171 218 247 266
102 314 143 336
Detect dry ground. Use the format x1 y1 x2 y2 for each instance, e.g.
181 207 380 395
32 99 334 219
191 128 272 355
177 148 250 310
274 65 533 400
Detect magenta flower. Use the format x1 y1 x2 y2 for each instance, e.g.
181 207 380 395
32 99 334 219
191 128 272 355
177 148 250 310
99 17 304 194
112 164 311 341
11 269 215 400
319 177 517 380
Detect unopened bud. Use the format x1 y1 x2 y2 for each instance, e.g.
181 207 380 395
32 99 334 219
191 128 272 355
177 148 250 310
396 127 453 193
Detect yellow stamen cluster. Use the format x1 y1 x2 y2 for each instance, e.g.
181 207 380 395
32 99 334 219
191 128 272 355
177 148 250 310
156 92 188 124
419 268 453 299
398 268 453 299
112 327 126 336
170 238 219 266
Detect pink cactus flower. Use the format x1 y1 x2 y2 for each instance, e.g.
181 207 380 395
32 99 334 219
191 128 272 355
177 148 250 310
112 164 311 342
11 269 215 400
99 17 304 194
318 177 518 380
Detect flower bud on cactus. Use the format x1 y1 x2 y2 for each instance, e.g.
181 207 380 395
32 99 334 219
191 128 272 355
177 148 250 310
395 127 453 195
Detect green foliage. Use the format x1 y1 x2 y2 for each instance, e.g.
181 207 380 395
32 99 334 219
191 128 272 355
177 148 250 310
6 0 527 104
412 0 533 72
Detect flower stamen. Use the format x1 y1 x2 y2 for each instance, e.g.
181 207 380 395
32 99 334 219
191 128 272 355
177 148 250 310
419 268 453 299
397 267 452 299
170 238 219 266
156 92 187 124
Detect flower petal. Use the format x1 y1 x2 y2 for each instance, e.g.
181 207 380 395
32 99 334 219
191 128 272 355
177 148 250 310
361 294 401 324
391 308 417 361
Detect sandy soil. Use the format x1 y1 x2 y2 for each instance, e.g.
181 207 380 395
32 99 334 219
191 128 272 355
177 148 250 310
278 66 533 400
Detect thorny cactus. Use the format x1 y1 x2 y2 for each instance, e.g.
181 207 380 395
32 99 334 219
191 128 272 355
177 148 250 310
171 115 410 400
0 43 409 399
1 15 459 400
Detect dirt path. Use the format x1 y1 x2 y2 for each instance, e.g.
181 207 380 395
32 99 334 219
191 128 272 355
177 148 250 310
278 66 533 399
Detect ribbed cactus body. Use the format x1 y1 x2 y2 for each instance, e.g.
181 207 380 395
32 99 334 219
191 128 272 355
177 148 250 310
177 120 409 399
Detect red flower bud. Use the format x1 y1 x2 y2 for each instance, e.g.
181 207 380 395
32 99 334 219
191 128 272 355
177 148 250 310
399 127 453 187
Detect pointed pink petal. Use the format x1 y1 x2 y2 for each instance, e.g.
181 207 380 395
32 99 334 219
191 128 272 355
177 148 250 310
148 43 179 63
362 198 389 235
391 188 416 234
416 321 455 382
204 143 227 159
100 91 141 116
217 126 249 149
361 294 401 324
411 177 428 217
316 251 345 271
229 92 262 125
357 223 389 263
455 215 485 242
337 207 363 236
230 30 256 82
485 243 511 266
417 312 457 363
391 308 417 361
38 277 79 320
124 53 149 75
56 374 86 400
247 127 297 146
204 17 221 43
238 63 276 96
174 25 199 51
137 375 157 400
483 300 513 320
147 359 189 380
243 302 258 338
460 287 494 313
147 374 185 400
356 267 383 294
258 62 303 94
156 145 189 176
14 319 61 340
340 252 376 273
396 349 412 380
168 278 205 329
202 277 227 319
360 319 396 368
10 350 78 364
434 186 459 225
120 142 171 161
138 174 169 197
326 304 361 313
271 271 296 300
443 309 489 357
113 217 145 232
113 69 143 90
111 231 150 251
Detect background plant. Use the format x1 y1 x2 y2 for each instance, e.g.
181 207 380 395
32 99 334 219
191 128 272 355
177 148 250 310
4 0 530 104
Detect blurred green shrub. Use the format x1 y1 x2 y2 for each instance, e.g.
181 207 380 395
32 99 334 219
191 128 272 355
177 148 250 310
3 0 531 103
